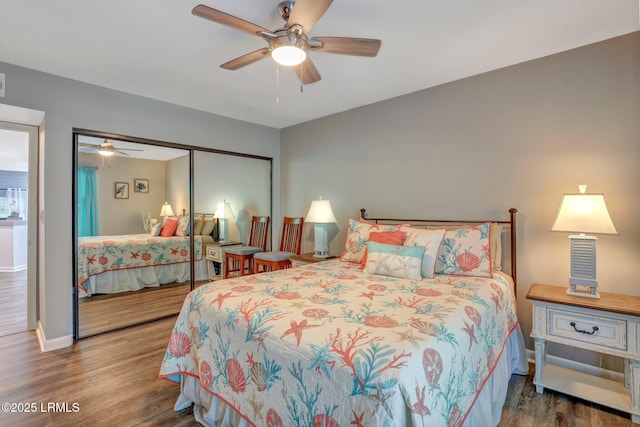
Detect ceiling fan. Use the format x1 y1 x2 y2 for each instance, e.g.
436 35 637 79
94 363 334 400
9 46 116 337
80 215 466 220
79 140 143 157
192 0 381 85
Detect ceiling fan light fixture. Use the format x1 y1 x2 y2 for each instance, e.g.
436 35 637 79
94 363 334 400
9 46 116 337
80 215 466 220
272 45 306 66
270 32 308 66
98 147 115 156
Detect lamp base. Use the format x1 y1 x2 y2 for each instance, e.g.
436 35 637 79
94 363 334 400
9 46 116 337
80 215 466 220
313 252 330 259
566 285 600 299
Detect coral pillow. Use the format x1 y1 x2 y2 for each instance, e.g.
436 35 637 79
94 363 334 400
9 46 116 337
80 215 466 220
359 231 407 269
160 218 179 237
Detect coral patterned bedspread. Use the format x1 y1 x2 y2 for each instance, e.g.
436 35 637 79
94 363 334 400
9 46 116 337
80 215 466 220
159 259 521 427
77 234 203 297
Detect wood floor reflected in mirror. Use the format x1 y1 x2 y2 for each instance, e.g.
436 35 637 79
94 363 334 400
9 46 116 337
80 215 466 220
77 280 209 337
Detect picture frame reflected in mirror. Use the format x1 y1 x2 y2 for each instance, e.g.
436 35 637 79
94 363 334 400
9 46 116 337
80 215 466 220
134 178 149 193
114 182 129 199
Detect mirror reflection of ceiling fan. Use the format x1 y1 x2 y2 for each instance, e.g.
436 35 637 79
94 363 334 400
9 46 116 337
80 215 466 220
192 0 381 85
79 140 144 157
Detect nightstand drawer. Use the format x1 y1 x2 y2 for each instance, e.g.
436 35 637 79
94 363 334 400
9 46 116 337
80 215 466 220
205 245 223 262
548 308 627 351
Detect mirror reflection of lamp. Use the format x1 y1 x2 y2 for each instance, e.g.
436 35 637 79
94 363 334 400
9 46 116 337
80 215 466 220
214 200 235 242
551 185 618 299
160 202 175 221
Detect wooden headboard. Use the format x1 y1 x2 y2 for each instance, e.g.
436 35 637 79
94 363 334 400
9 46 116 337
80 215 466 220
360 208 518 298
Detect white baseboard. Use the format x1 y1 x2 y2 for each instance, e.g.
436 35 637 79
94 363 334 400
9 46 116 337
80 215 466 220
526 349 624 382
36 321 73 352
0 265 27 272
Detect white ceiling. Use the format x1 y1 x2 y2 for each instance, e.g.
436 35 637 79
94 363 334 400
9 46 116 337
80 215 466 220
1 1 638 129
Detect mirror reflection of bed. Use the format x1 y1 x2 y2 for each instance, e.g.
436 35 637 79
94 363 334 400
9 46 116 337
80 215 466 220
76 228 215 337
76 136 195 337
74 130 273 338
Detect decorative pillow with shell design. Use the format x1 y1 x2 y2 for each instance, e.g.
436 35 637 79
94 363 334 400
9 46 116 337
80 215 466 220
435 222 492 278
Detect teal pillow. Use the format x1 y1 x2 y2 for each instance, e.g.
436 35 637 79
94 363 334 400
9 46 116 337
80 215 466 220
364 241 425 281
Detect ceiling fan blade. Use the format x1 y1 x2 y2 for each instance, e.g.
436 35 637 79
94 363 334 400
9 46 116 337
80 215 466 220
118 148 144 152
116 151 130 156
192 4 270 36
292 57 321 85
78 143 96 149
221 48 271 70
287 0 333 34
311 37 381 57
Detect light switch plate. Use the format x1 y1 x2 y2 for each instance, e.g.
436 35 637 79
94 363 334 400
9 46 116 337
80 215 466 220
0 73 5 97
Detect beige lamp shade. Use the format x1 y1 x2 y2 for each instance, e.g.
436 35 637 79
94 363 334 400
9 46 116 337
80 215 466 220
214 200 235 220
160 202 175 218
305 200 337 223
551 186 617 235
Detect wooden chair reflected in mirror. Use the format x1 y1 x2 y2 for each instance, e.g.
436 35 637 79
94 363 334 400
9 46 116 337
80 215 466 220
223 216 270 278
253 217 303 273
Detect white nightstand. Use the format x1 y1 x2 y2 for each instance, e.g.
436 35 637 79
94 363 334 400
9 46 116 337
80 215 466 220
205 241 241 280
289 253 337 267
527 283 640 423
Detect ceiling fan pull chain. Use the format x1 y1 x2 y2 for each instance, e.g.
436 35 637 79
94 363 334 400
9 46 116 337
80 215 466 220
276 64 280 105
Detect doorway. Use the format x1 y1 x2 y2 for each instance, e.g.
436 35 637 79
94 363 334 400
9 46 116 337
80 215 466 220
0 122 38 337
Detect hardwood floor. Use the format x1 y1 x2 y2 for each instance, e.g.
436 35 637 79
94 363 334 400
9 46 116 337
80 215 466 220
0 317 634 426
498 365 633 427
0 270 27 337
78 282 191 337
78 279 211 337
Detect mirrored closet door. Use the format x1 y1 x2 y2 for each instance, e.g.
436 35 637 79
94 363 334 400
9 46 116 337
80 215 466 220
193 151 272 249
74 130 193 338
73 130 273 339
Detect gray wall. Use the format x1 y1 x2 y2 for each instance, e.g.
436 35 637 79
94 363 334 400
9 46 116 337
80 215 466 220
78 152 173 235
281 32 640 364
0 61 280 342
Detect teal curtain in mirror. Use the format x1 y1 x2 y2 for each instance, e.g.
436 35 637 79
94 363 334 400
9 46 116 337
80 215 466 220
78 166 99 236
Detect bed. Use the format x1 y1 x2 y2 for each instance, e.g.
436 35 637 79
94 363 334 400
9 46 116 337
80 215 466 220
77 233 210 298
159 209 529 426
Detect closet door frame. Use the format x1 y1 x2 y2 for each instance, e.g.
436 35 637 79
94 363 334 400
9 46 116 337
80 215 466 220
72 128 272 339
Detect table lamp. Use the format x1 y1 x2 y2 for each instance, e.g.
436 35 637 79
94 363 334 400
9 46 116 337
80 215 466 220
160 202 174 220
305 198 337 258
214 200 235 242
551 185 617 299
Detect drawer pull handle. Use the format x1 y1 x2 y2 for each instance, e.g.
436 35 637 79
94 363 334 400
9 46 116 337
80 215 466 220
570 321 599 335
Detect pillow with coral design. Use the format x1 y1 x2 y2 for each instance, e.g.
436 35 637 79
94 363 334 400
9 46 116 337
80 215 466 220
340 219 404 264
435 222 492 278
175 215 190 237
359 230 407 269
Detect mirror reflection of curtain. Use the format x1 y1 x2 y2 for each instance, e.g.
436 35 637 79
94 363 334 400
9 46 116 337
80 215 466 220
5 188 28 220
77 166 99 236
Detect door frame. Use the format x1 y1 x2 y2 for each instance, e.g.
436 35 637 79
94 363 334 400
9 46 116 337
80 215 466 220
0 120 39 330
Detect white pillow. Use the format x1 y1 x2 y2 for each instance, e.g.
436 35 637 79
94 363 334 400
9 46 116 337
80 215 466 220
400 227 446 278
